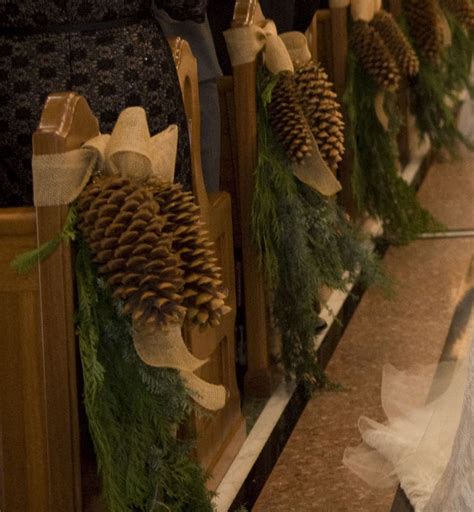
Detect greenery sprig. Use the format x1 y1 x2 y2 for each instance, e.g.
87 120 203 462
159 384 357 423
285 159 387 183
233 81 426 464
10 206 77 274
345 50 442 244
75 237 214 511
253 71 387 393
400 10 474 155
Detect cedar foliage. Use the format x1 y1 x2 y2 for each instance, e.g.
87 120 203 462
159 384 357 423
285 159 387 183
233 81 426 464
253 71 387 392
401 10 474 155
76 237 214 512
345 51 442 243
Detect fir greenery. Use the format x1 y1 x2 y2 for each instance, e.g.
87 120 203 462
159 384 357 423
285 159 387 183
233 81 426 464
75 237 214 512
253 72 387 393
400 11 474 155
345 50 442 244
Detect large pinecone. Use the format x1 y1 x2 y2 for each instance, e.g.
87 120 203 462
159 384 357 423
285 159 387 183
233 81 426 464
403 0 445 61
442 0 474 30
150 179 230 329
371 10 420 78
267 71 313 163
295 61 345 172
77 176 186 330
351 20 401 92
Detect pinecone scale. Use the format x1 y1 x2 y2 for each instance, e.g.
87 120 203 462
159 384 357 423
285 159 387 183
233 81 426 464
150 180 230 329
403 0 445 62
371 10 420 78
77 176 186 330
267 71 314 163
351 20 402 92
295 61 346 172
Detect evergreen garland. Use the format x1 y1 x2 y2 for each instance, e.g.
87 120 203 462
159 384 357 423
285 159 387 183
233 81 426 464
443 11 474 97
253 72 387 392
345 50 442 244
75 236 214 511
400 10 474 155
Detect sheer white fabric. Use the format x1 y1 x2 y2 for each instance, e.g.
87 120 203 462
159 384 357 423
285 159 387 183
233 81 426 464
343 331 473 511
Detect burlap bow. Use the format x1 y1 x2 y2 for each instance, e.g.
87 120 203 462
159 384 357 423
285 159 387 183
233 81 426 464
32 107 226 411
224 14 342 196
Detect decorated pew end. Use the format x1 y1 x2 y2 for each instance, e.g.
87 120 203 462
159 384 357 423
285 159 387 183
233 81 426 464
218 0 283 398
309 1 355 214
218 0 356 396
0 40 244 511
169 36 246 490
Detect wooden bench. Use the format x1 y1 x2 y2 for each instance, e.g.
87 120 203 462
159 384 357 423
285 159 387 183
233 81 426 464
169 36 245 491
218 0 282 398
0 39 244 511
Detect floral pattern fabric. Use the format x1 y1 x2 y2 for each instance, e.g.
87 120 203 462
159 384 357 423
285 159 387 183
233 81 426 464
0 1 191 206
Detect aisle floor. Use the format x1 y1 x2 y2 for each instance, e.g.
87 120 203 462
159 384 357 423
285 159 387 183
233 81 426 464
253 153 474 511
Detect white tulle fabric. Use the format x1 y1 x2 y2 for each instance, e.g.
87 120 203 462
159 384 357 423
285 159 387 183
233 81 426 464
343 333 473 511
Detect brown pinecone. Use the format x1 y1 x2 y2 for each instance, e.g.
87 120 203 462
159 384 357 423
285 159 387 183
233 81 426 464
442 0 474 30
150 179 231 329
350 20 401 92
403 0 445 61
77 176 186 330
267 71 313 163
295 61 345 172
371 10 420 78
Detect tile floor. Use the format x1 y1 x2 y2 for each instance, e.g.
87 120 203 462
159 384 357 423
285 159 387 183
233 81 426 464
252 153 474 511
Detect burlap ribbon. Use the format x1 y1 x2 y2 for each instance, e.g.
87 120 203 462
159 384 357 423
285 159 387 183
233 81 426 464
351 0 376 22
33 107 178 206
224 19 342 196
32 107 226 411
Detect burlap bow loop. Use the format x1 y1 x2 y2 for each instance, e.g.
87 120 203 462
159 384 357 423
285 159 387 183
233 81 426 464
351 0 376 22
33 107 178 206
279 32 312 69
224 18 294 74
100 107 178 182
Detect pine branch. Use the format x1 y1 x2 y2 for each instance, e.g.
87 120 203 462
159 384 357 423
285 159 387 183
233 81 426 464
345 50 443 244
253 69 387 393
11 206 77 274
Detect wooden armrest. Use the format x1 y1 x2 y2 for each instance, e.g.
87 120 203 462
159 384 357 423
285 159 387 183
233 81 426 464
168 37 210 221
232 0 264 27
33 92 99 155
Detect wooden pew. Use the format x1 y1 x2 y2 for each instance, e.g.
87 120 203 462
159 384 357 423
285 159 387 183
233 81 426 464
218 0 282 398
313 3 357 216
387 0 412 166
0 43 245 511
169 37 246 491
0 92 94 511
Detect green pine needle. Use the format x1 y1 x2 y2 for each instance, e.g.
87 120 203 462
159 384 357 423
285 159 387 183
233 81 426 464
345 49 443 244
11 206 77 274
399 10 474 156
75 238 213 511
253 70 388 393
